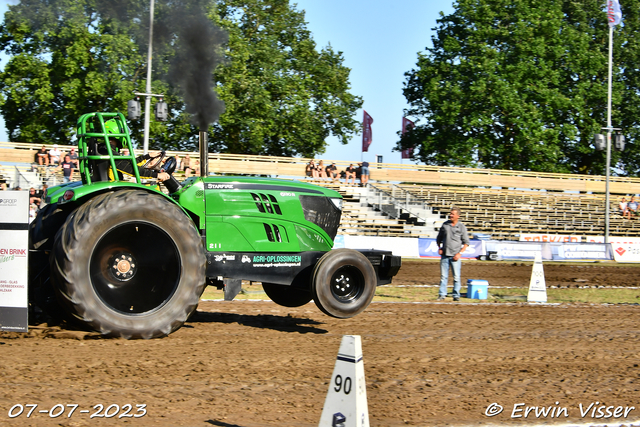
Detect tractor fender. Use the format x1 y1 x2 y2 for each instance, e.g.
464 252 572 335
46 181 197 228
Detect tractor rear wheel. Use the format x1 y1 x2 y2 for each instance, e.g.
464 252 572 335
311 249 376 318
262 282 312 307
50 190 206 339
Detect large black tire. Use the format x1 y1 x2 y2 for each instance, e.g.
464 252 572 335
262 282 312 307
311 249 377 318
28 202 74 324
50 190 206 339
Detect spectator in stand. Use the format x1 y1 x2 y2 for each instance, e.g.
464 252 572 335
38 184 48 200
183 154 193 178
29 203 38 223
620 197 630 219
317 160 327 178
29 187 41 207
345 163 357 185
68 147 79 168
36 145 49 166
628 196 639 219
49 144 62 166
326 162 338 182
56 154 75 183
305 160 318 178
359 161 370 187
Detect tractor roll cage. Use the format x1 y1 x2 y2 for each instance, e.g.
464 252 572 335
76 112 143 185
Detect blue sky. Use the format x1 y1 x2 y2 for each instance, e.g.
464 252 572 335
294 0 455 164
0 0 456 165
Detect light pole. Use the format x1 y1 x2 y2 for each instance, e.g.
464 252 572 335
603 0 623 243
129 0 165 153
142 0 155 155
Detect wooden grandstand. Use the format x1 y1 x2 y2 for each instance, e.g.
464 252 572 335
2 141 640 240
390 184 634 240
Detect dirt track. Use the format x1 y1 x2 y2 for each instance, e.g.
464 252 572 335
2 260 640 427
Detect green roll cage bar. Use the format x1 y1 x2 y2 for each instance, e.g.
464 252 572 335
76 112 143 185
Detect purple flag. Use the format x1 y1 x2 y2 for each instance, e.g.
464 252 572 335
401 117 415 159
362 110 373 152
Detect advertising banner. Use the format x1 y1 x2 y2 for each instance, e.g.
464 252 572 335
418 238 484 259
583 237 640 263
519 233 581 243
0 192 29 332
549 243 613 261
485 241 613 261
485 241 551 260
611 244 640 263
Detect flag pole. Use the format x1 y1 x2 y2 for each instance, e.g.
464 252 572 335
605 23 613 244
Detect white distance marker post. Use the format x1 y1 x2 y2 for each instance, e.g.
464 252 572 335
319 335 369 427
527 252 547 303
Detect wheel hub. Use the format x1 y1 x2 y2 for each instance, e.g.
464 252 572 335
110 252 137 282
333 274 352 297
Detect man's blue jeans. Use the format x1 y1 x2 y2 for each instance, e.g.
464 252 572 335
439 255 462 298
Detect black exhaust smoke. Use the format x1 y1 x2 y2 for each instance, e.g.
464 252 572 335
93 1 228 176
165 2 228 176
169 13 227 130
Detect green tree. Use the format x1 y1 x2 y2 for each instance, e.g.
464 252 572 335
399 0 640 175
211 0 361 156
0 0 146 144
0 0 362 157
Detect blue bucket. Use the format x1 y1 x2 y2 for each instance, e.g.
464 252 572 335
467 279 488 300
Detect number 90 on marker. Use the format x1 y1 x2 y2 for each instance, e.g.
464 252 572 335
333 375 352 394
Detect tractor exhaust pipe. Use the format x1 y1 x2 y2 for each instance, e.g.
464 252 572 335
199 130 208 177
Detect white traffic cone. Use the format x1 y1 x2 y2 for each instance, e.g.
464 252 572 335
318 335 369 427
527 252 547 303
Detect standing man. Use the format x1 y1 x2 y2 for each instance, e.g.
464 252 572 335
359 161 370 186
436 206 470 301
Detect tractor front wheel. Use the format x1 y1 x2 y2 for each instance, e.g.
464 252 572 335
311 249 376 318
50 190 206 339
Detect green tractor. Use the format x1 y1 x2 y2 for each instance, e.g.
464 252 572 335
29 112 401 339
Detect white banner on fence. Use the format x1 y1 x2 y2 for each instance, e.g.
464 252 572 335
485 241 550 260
610 244 640 263
0 192 29 332
582 237 640 262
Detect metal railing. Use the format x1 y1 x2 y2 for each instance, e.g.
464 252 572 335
3 140 640 185
11 165 37 189
365 183 435 224
3 141 640 193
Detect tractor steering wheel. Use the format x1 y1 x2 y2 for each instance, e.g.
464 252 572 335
142 151 166 171
162 157 178 174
